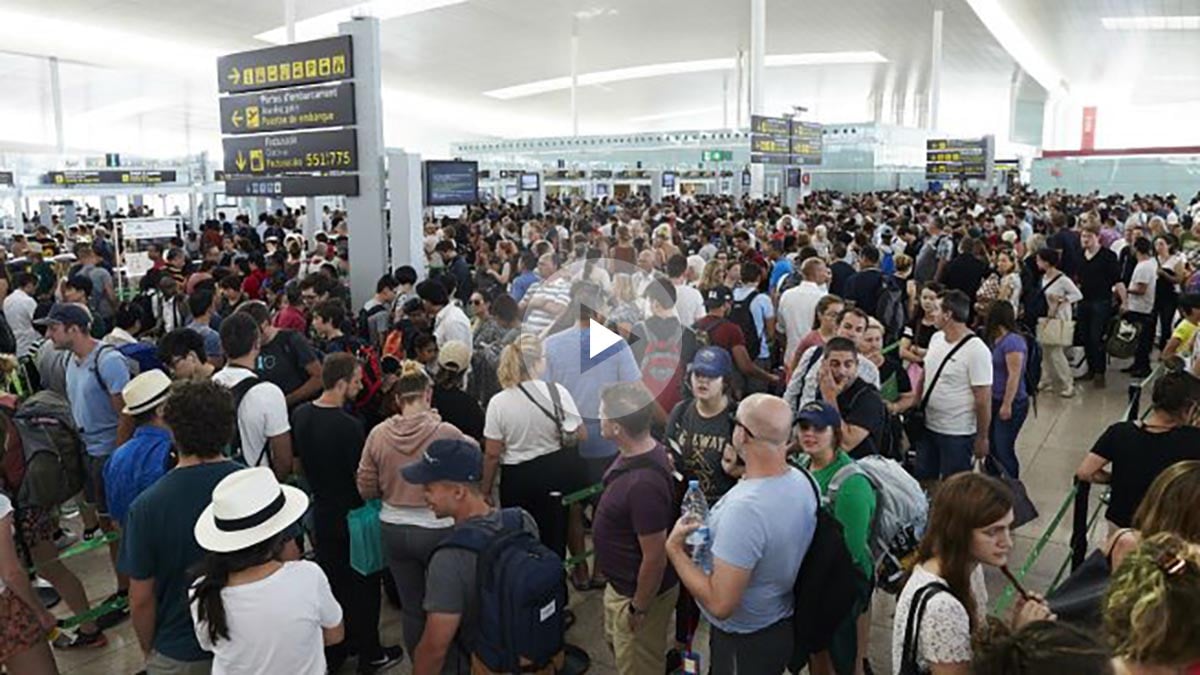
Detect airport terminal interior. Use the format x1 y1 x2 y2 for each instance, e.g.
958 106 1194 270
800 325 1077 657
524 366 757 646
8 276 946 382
1 1 1200 674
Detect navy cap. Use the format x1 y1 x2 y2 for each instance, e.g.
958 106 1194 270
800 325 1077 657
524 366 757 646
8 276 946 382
401 439 483 485
690 346 732 378
704 285 732 309
34 303 91 328
795 400 842 429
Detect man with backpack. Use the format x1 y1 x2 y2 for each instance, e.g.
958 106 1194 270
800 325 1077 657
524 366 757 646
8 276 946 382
632 278 694 421
236 300 323 408
913 217 954 284
842 246 886 319
730 262 775 394
694 286 778 398
405 439 564 675
213 312 293 481
665 394 816 673
40 302 133 633
594 381 679 675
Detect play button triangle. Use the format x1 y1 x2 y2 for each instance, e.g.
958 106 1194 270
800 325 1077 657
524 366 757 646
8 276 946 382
589 319 624 359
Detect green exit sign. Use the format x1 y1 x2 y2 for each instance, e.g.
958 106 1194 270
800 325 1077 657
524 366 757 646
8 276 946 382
702 150 732 162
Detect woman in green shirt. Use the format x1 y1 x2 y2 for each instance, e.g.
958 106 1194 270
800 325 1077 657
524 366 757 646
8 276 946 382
797 400 878 675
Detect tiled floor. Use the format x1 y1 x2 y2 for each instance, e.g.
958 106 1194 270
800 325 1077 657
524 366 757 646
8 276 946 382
50 374 1132 675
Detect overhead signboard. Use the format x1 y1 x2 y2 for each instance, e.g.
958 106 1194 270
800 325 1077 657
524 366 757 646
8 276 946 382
750 115 790 136
0 171 13 187
225 175 360 197
221 128 358 175
750 115 792 165
616 169 651 179
925 137 993 180
591 169 614 179
44 170 178 186
219 82 356 135
217 36 353 94
423 161 478 206
701 150 732 162
790 121 823 166
545 170 586 180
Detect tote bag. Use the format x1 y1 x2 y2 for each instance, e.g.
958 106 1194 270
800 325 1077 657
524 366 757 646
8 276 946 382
347 499 384 575
1036 317 1075 347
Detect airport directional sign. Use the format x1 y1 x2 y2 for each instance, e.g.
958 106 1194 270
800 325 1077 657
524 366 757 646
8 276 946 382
43 170 178 186
218 36 353 94
0 171 12 187
701 150 733 162
219 82 356 135
225 175 360 197
221 129 358 175
790 121 823 166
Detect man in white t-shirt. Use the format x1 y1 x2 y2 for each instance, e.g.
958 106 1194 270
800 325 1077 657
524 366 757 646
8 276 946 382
213 313 293 480
667 254 704 327
917 290 993 481
776 257 828 365
4 272 39 356
1123 237 1158 377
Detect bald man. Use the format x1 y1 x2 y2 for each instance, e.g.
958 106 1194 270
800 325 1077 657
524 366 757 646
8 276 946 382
666 394 817 673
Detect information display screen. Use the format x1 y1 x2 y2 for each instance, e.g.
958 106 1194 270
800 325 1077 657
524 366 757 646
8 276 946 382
423 161 479 206
594 183 608 197
790 121 823 166
519 172 540 191
925 138 990 179
504 185 519 199
750 114 792 165
786 168 803 188
662 172 676 190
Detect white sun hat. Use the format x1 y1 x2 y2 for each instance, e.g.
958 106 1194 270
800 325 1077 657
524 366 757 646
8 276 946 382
194 468 309 553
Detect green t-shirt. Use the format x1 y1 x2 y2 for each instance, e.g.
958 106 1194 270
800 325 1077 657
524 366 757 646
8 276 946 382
810 451 877 579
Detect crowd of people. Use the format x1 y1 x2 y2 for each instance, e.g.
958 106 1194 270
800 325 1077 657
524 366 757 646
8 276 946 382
0 187 1199 675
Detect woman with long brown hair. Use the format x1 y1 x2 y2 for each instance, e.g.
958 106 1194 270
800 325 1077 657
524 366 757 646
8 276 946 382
892 473 1053 674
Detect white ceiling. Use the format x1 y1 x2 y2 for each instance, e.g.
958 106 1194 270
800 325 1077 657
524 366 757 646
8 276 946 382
0 0 1196 158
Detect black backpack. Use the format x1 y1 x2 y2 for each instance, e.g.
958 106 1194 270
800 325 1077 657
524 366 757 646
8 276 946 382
728 291 762 359
0 312 15 355
875 277 907 346
788 468 869 670
435 508 566 672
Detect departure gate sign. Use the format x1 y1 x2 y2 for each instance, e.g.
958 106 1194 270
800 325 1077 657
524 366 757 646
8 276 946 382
43 170 178 186
219 82 355 135
218 36 353 94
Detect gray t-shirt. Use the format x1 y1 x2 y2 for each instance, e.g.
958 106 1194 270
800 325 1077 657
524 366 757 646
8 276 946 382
80 264 115 319
424 508 539 672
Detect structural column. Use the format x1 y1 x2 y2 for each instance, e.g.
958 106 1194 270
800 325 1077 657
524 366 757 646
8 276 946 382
929 4 944 131
339 16 387 308
749 0 766 197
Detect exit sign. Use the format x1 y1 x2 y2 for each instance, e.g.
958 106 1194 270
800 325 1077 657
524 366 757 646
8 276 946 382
702 150 732 162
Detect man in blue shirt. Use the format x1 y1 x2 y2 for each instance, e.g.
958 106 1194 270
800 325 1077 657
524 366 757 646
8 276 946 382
39 303 134 637
509 250 540 303
543 282 641 482
731 262 776 394
666 394 817 673
118 380 242 674
103 370 174 528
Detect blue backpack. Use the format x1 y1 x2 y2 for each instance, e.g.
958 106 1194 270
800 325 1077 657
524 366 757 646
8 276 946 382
435 508 566 672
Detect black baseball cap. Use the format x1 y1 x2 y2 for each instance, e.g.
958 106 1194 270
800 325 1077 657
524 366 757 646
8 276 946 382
704 285 733 310
34 303 91 328
401 439 483 484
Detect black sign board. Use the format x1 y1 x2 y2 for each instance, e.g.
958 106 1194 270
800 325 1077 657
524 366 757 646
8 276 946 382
616 170 651 179
220 82 355 135
591 169 614 179
423 161 479 206
218 36 353 94
44 170 178 186
750 115 790 135
478 170 491 179
925 138 990 179
105 153 120 167
786 167 803 188
225 175 360 197
790 121 823 166
0 171 12 187
214 170 226 182
222 129 358 175
750 153 790 165
545 170 586 180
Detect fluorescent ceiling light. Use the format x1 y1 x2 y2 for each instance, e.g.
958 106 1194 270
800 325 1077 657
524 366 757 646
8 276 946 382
1101 16 1200 31
484 51 887 100
255 0 468 44
628 106 723 123
963 0 1068 96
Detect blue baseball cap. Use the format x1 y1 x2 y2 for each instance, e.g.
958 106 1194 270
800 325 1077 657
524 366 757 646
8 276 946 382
34 303 91 329
401 439 483 485
690 346 732 378
795 400 842 429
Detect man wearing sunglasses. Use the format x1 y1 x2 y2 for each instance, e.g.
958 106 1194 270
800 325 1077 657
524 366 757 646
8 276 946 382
665 394 816 674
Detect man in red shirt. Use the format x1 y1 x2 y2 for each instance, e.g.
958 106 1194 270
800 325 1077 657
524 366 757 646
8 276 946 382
693 286 779 398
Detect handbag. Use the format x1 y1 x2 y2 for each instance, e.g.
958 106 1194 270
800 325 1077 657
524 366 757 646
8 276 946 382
1045 529 1133 629
976 456 1039 529
1106 315 1141 359
1037 317 1076 347
347 499 384 575
903 335 980 446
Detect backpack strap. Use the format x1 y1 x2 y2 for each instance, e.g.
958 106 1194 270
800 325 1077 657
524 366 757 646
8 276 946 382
228 371 269 466
918 334 980 413
517 382 564 433
900 581 951 675
90 343 116 394
826 462 865 506
793 345 824 417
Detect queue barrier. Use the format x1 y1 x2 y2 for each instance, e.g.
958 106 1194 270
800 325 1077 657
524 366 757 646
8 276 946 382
991 363 1161 616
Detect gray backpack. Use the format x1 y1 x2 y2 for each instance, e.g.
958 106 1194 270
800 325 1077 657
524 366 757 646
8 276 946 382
828 455 928 594
9 391 86 508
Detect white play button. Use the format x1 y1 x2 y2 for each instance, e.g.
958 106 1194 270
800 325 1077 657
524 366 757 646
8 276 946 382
589 319 624 359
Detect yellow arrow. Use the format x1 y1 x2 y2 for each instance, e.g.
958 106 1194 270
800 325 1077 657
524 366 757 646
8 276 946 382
228 67 240 85
231 109 242 128
235 151 247 172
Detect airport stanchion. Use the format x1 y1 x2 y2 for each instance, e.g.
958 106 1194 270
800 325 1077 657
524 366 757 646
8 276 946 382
1069 479 1093 571
992 482 1076 617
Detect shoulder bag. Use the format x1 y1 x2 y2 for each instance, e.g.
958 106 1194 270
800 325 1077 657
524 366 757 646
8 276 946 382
903 334 980 445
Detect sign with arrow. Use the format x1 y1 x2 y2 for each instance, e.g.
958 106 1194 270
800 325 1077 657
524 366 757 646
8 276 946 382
217 36 353 94
221 128 358 175
219 82 355 135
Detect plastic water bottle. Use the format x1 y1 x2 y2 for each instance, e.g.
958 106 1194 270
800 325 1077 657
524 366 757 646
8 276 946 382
681 480 712 573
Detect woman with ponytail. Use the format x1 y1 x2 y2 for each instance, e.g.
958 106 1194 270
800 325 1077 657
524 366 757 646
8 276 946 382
190 467 339 675
356 359 477 657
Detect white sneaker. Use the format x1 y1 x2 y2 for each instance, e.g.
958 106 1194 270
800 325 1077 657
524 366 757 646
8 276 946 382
1060 387 1076 398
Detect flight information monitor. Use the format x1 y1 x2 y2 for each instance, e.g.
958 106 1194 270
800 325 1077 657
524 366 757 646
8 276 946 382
423 160 479 206
925 137 994 180
519 172 540 191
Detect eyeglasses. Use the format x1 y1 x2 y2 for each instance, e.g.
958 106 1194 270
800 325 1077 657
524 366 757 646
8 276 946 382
471 299 485 305
734 419 756 439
